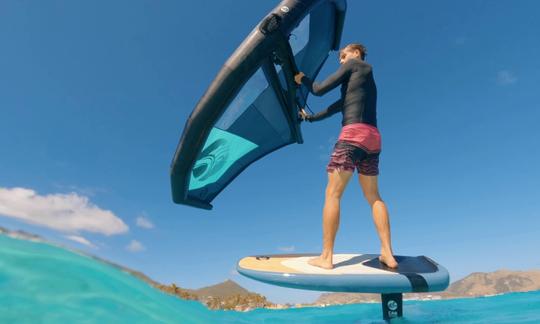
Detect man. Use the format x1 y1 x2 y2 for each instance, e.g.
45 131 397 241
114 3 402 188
295 43 398 269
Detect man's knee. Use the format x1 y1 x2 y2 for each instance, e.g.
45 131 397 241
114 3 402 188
326 185 345 199
364 192 382 205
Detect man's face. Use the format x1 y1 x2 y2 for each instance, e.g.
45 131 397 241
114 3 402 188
339 48 360 65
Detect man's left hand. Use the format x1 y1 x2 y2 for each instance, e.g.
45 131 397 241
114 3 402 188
298 108 312 122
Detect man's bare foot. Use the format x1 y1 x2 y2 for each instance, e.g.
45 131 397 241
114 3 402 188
379 253 398 269
308 256 334 270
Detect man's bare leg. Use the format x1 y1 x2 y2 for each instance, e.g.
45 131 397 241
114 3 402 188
309 170 353 270
359 174 398 268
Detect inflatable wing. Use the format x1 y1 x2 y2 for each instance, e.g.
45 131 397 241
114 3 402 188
171 0 347 209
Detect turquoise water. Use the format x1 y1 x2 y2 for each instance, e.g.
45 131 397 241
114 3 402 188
1 234 539 323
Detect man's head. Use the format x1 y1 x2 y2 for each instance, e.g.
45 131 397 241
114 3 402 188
339 43 367 64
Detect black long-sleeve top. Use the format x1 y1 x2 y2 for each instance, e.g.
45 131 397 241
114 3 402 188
301 58 378 127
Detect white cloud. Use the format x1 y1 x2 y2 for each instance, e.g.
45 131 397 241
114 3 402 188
278 246 295 252
65 235 97 248
126 240 145 252
497 70 517 85
136 214 154 229
0 187 128 235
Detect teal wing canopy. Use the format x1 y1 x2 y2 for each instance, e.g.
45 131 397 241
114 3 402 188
171 0 347 209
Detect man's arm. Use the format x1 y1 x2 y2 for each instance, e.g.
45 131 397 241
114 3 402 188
301 60 353 96
305 99 343 122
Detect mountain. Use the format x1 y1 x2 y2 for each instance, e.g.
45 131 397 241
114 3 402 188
157 280 273 311
445 270 540 297
190 279 250 298
314 270 540 305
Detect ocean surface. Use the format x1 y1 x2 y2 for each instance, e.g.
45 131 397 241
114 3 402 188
1 234 539 323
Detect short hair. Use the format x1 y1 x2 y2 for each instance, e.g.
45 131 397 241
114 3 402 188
341 43 367 60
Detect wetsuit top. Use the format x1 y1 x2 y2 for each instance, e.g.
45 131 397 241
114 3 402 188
301 58 377 127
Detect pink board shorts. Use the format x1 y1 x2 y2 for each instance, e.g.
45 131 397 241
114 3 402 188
327 123 382 176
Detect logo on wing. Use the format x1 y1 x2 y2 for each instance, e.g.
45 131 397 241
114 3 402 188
192 139 228 181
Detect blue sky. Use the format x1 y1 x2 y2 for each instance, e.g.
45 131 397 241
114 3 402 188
1 0 540 304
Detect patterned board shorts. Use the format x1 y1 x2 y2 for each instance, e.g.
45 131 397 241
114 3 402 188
327 140 380 176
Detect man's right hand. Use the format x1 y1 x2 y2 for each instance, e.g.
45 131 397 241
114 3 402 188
294 72 305 85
